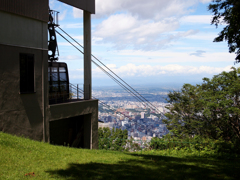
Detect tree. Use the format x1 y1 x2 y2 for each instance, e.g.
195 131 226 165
208 0 240 62
163 67 240 143
163 84 207 138
98 127 128 151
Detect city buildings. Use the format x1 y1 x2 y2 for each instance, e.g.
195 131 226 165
98 95 169 141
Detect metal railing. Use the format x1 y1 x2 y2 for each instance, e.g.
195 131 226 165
49 10 59 26
49 83 83 104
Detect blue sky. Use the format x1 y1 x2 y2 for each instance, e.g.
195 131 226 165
50 0 238 87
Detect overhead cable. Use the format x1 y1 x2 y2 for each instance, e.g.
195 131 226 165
57 27 161 114
56 28 163 117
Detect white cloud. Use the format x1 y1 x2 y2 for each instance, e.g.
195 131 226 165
109 49 235 63
181 15 212 24
59 10 67 21
92 63 233 77
49 0 55 8
61 55 82 60
73 7 83 18
61 23 83 29
199 0 212 4
94 0 197 20
184 32 217 41
58 42 81 47
72 35 83 41
94 14 198 50
69 69 83 79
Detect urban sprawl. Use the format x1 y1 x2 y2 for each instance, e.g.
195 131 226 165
94 89 170 141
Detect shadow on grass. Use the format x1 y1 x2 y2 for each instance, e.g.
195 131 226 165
46 154 240 180
131 153 240 179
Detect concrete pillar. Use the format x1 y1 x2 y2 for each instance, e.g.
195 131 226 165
83 10 91 100
42 50 48 142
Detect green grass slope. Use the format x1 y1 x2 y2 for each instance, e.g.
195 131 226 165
0 132 240 180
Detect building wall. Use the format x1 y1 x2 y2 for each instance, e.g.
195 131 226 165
0 46 48 140
0 9 48 140
0 11 48 49
0 0 48 22
49 99 99 149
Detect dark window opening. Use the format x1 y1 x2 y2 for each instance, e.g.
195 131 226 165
50 116 85 148
20 53 35 93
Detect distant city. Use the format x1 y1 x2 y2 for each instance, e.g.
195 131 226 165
93 86 174 141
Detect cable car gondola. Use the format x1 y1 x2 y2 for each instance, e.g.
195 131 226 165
48 9 69 104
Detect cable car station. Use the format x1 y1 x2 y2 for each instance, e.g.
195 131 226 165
0 0 98 149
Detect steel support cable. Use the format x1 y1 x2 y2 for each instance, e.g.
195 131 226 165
56 29 145 105
92 58 160 114
58 26 84 49
91 61 152 109
56 29 162 116
56 32 161 116
56 29 84 54
55 30 155 111
57 27 161 114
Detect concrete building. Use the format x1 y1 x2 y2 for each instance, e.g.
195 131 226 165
0 0 98 149
140 112 145 119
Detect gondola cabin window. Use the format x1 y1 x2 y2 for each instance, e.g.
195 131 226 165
48 62 69 104
19 53 35 93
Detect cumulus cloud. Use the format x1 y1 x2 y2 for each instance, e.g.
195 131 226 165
92 63 233 78
69 0 214 50
94 0 197 20
94 14 198 50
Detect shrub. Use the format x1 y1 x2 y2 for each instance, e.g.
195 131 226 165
149 135 240 156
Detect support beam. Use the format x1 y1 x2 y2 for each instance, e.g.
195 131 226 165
83 10 91 100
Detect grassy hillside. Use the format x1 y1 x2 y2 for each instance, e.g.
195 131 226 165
0 132 240 180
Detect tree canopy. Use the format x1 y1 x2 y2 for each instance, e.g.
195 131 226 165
98 127 128 151
208 0 240 62
163 67 240 143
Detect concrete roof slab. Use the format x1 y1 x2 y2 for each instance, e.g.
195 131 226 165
58 0 95 14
